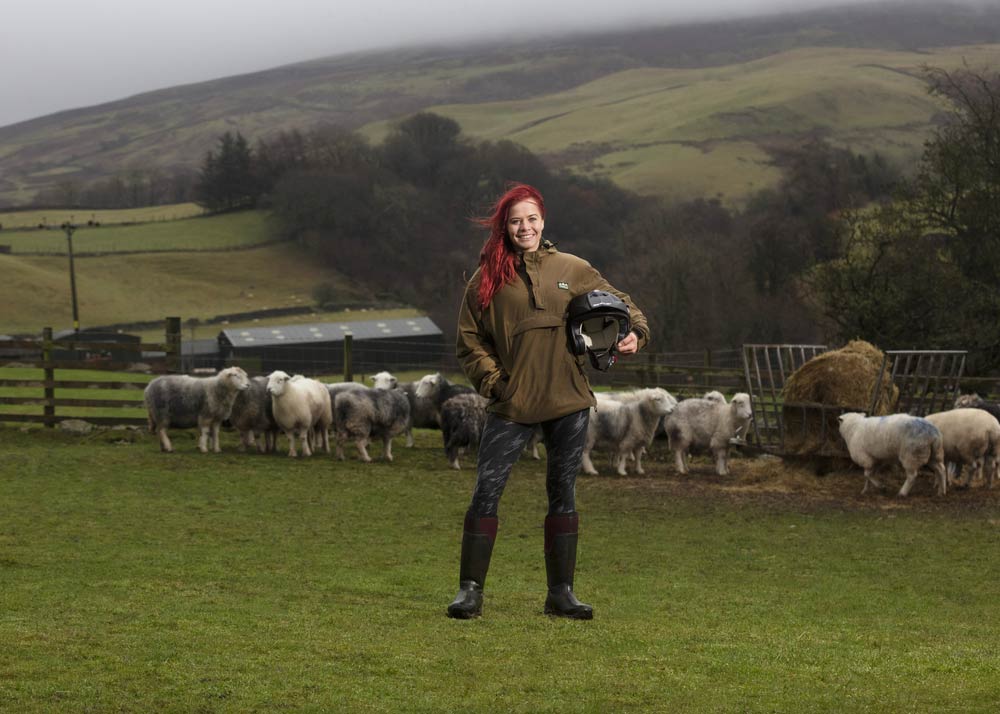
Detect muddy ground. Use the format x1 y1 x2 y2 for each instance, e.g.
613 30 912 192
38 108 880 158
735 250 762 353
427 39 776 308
593 441 1000 517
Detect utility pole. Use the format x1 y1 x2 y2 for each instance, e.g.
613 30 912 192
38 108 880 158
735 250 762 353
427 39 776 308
62 221 80 332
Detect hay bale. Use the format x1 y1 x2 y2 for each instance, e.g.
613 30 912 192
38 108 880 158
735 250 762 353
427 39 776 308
781 340 899 456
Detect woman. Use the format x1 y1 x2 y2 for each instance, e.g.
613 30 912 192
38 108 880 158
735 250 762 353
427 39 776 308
448 183 649 620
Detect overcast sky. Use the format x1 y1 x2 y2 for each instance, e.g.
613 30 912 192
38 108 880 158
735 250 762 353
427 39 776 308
0 0 927 128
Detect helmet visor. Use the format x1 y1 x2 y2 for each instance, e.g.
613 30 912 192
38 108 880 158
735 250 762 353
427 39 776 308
580 315 625 352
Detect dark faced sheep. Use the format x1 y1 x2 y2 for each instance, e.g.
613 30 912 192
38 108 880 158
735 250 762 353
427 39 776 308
440 392 489 469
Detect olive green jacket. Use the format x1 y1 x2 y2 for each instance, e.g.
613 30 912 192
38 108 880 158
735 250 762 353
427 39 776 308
455 242 649 424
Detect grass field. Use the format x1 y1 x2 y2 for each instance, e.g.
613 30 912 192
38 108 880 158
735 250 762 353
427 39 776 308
0 210 272 255
0 237 371 335
1 424 998 712
0 203 204 230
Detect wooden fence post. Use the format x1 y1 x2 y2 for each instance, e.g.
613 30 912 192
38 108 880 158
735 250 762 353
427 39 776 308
42 327 55 428
165 317 182 374
644 351 655 387
343 333 353 382
704 348 713 391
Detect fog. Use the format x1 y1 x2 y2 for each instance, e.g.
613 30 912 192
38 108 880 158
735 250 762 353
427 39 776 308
0 0 974 127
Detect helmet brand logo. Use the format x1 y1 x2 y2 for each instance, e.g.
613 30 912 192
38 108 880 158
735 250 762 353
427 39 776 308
557 282 569 290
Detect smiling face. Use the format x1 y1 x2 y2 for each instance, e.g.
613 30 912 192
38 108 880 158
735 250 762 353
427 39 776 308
506 200 544 253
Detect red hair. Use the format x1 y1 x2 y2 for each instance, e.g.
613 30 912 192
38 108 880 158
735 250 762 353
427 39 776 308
475 183 546 310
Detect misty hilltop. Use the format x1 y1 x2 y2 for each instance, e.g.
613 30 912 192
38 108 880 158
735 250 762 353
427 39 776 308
2 0 999 207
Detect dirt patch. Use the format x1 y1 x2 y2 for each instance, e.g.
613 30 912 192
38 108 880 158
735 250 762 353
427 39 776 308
587 442 1000 516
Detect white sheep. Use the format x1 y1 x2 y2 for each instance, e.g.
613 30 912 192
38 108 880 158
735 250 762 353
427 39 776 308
229 375 279 453
144 366 251 453
439 392 489 469
333 385 410 462
665 393 753 476
924 408 1000 489
595 387 680 448
582 389 677 476
837 412 947 497
266 371 332 458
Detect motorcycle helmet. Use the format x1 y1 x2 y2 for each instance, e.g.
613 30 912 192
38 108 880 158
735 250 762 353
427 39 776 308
566 290 631 371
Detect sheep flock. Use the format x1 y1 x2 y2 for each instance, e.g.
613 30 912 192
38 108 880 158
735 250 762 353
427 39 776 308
142 366 1000 498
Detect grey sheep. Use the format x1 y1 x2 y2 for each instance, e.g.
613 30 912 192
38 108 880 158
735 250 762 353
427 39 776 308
440 392 489 469
371 371 439 447
144 366 251 453
837 412 947 497
334 386 411 462
230 375 278 453
583 389 677 476
953 393 1000 423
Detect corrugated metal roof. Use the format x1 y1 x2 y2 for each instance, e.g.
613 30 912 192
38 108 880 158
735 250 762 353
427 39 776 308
220 317 442 347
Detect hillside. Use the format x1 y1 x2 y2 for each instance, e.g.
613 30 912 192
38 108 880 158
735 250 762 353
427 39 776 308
1 2 999 206
0 236 370 334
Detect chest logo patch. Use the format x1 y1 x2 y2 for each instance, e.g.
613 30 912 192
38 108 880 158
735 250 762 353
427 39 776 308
557 282 570 290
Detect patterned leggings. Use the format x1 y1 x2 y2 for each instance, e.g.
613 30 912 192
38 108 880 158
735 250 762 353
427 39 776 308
468 409 590 518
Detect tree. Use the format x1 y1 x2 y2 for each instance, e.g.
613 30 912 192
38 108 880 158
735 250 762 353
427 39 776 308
913 65 1000 284
805 205 968 348
194 131 259 212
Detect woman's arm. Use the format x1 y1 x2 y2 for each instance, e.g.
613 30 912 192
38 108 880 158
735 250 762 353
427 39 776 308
455 280 508 399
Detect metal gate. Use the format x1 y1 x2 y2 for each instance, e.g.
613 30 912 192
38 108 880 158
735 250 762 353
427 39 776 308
741 344 829 453
871 350 966 416
742 345 967 455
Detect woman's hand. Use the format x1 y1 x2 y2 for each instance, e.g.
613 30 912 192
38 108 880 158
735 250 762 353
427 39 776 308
616 331 639 355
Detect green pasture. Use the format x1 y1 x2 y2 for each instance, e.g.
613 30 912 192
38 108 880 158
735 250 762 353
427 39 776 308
0 240 368 335
1 425 998 712
0 203 204 230
0 210 272 255
364 44 1000 203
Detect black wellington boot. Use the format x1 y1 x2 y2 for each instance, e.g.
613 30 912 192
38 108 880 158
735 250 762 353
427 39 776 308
446 513 498 619
543 512 593 620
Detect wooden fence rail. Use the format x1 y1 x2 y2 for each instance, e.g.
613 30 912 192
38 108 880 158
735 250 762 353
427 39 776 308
3 325 999 431
0 318 181 427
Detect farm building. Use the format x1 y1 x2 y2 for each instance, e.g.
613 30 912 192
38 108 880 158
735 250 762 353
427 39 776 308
52 329 141 364
217 317 446 375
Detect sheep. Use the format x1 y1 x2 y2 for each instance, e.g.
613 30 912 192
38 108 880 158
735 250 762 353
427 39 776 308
414 372 476 416
229 375 278 453
664 393 753 476
440 392 489 469
333 385 410 462
144 366 251 453
266 371 332 458
837 412 947 497
953 393 1000 423
924 408 1000 489
595 387 679 464
582 389 677 476
418 373 540 458
369 371 440 447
